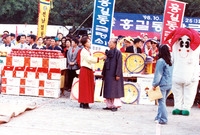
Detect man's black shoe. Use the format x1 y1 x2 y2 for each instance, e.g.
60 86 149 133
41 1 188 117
111 108 118 112
103 107 111 110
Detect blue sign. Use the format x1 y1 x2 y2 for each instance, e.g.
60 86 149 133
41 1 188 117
113 13 163 32
91 0 115 47
112 12 200 38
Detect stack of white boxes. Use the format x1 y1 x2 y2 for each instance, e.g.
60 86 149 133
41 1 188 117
1 66 20 95
1 55 66 98
38 68 61 98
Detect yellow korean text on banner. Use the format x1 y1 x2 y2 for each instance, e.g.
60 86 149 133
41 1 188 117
37 0 51 38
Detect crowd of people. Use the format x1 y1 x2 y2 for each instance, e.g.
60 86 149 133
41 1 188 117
1 30 161 88
1 29 172 124
117 35 160 73
0 30 90 93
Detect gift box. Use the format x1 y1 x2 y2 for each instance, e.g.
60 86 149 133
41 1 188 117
24 57 30 67
44 79 60 89
47 68 61 80
39 80 45 87
42 58 49 68
1 85 20 95
0 57 6 72
24 67 37 78
38 88 44 96
1 77 21 86
24 86 39 96
43 88 60 98
20 78 39 88
1 65 14 77
36 67 48 80
13 66 25 78
48 58 66 69
6 56 13 66
30 57 43 67
12 56 24 67
19 86 25 95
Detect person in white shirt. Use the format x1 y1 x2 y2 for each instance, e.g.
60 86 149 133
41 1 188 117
78 36 105 109
16 34 31 49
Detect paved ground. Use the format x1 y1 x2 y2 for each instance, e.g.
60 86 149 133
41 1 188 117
0 92 199 135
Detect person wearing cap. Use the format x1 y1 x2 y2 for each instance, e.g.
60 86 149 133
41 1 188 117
3 30 9 35
55 37 62 50
125 38 142 53
149 39 159 59
119 37 132 52
0 34 15 55
1 34 7 44
149 39 159 73
55 37 60 44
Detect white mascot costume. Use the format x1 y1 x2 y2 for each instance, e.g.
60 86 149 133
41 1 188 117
165 28 200 116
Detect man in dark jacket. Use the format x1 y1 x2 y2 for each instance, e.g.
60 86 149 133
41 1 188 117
48 37 62 51
125 38 142 53
102 38 124 112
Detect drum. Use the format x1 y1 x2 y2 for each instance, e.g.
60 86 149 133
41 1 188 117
125 54 145 73
121 82 139 104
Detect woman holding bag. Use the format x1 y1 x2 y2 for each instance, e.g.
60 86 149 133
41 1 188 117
152 44 173 124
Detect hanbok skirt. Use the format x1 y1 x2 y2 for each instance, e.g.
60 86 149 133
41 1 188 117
78 66 95 103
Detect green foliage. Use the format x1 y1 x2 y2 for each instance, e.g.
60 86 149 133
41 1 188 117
49 0 93 27
0 0 200 27
115 0 165 14
182 0 200 17
0 0 38 24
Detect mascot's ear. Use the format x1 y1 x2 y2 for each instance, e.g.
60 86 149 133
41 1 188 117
188 28 200 51
164 28 200 51
164 29 177 43
164 29 178 49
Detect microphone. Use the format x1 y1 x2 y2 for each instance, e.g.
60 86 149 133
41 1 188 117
105 49 108 55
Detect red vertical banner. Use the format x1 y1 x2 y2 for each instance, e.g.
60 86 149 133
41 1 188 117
161 0 187 44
